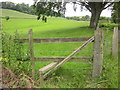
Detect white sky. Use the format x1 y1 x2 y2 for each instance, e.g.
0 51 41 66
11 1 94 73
1 0 112 17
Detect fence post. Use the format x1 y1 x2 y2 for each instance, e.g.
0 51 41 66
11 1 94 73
92 28 104 78
112 27 118 58
28 29 35 79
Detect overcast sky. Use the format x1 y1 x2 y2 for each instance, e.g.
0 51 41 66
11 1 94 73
1 0 112 17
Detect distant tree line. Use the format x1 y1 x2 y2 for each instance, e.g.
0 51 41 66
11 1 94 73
66 15 90 21
66 15 113 22
1 1 36 15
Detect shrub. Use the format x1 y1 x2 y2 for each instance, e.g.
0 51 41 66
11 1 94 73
1 31 31 74
99 23 117 30
5 16 10 21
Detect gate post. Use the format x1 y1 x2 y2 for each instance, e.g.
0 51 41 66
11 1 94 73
92 28 104 78
28 29 35 80
112 27 118 58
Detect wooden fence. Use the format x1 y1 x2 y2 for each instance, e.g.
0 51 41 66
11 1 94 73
18 28 104 82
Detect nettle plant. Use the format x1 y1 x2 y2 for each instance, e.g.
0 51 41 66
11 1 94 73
2 31 31 74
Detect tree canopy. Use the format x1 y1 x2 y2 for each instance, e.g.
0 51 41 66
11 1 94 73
34 0 115 29
1 1 36 15
111 2 120 24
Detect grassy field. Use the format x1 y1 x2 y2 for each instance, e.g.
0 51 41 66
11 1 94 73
1 9 118 88
0 9 37 18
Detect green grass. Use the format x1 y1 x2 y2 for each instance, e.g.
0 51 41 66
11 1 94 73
1 9 118 88
0 9 37 18
2 18 93 38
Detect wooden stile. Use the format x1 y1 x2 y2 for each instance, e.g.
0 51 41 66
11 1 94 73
28 29 35 79
92 29 104 78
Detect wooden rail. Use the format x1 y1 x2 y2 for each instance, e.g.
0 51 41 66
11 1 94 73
34 57 93 62
15 37 92 43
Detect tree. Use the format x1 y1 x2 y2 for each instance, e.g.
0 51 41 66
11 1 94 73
34 1 114 29
111 2 120 24
1 2 16 10
1 1 36 15
84 15 90 21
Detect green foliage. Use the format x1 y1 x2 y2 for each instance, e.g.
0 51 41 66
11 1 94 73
81 15 90 21
2 32 31 74
99 23 117 30
5 16 9 21
66 16 81 21
99 16 111 23
99 17 117 30
34 2 65 17
66 15 90 21
111 2 120 24
1 1 36 15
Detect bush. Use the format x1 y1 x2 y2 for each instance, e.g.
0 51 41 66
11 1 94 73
1 31 31 74
5 16 10 21
99 23 117 30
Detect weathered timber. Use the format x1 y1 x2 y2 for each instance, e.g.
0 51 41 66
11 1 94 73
28 29 35 79
92 29 104 78
43 36 94 79
34 57 93 62
39 71 44 87
39 62 58 73
112 27 118 57
16 37 92 43
39 62 58 87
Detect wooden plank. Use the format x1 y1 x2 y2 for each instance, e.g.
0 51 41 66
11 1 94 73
92 29 104 78
28 29 35 79
39 62 57 73
16 37 92 43
43 36 94 79
34 57 93 62
112 27 118 57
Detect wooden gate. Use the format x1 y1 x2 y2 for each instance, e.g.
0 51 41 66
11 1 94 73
19 28 104 84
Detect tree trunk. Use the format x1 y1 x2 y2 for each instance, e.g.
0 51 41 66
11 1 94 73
89 11 102 29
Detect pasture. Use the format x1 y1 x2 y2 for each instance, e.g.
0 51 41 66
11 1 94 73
1 9 118 88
